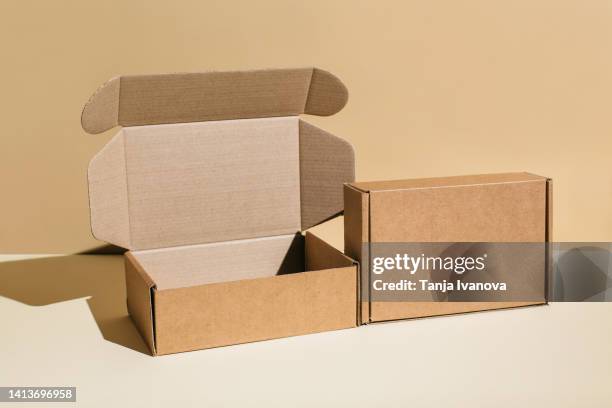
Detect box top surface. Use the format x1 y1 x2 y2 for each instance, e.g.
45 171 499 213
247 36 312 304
348 172 548 193
81 67 348 134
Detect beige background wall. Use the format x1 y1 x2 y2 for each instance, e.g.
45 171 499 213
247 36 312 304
2 0 611 253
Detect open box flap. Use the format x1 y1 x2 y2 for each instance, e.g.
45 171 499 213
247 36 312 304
81 68 348 134
87 117 354 250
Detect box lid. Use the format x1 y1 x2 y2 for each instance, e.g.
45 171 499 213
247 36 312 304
83 69 354 251
349 172 548 193
81 67 348 134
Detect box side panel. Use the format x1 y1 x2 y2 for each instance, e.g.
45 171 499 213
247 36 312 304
304 231 354 270
153 267 357 355
343 184 370 324
369 181 547 242
299 120 355 229
343 185 368 260
368 180 548 322
123 117 301 250
305 231 359 325
124 253 156 355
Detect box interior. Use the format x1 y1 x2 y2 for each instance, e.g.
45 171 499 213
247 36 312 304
132 233 323 290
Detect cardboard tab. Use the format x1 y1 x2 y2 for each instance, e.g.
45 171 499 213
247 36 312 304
81 68 348 134
87 133 130 248
299 121 355 229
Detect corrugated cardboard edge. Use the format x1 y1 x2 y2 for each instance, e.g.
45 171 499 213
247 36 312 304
545 178 553 302
81 68 348 134
343 184 370 324
300 121 355 230
125 252 156 355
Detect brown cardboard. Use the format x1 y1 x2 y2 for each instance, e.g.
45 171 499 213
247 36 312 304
124 252 155 353
344 172 552 324
88 117 354 250
81 68 348 134
84 68 357 355
89 117 301 250
125 232 357 355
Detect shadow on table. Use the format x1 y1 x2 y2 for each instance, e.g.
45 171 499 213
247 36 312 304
0 254 149 354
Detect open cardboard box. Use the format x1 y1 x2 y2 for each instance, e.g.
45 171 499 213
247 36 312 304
82 68 358 355
344 173 552 323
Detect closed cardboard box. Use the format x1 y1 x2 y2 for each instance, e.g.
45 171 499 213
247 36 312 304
83 68 359 355
344 173 552 324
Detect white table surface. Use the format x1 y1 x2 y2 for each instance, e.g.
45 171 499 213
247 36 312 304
1 253 610 407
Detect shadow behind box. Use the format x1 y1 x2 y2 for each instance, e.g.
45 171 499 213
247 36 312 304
82 68 359 356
